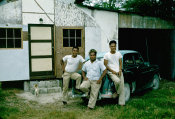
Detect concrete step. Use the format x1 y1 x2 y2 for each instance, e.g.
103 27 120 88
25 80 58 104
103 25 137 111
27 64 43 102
30 87 62 94
24 80 62 94
29 80 60 88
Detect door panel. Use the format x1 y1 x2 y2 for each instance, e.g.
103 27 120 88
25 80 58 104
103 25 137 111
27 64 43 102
31 43 52 56
31 27 51 40
29 24 54 79
31 58 52 72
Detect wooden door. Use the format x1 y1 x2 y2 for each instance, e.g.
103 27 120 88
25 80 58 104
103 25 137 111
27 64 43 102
55 27 85 78
28 24 55 79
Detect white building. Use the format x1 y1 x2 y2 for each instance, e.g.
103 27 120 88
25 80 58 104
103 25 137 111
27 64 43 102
0 0 174 81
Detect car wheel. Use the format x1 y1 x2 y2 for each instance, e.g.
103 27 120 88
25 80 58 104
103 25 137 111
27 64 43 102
124 83 130 102
152 74 160 90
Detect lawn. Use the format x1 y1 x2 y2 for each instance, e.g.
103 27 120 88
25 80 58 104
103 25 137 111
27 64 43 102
0 80 175 119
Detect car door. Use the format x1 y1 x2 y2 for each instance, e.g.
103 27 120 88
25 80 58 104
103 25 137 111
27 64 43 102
123 54 138 84
133 53 153 89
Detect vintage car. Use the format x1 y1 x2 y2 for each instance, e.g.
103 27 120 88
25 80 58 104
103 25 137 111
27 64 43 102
72 50 161 102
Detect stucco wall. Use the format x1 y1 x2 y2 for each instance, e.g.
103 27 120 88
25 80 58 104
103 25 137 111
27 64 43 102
91 10 118 51
85 27 101 57
55 0 100 58
0 0 30 81
55 1 119 57
55 0 96 27
22 0 54 30
78 7 119 53
0 41 29 81
0 0 22 25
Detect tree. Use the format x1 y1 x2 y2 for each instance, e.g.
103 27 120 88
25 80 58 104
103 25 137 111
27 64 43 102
75 0 175 20
123 0 175 19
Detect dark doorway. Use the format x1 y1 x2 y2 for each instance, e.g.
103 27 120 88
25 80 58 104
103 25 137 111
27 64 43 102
119 28 174 80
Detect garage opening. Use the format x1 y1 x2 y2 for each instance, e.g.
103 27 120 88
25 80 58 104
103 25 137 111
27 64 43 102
119 28 174 81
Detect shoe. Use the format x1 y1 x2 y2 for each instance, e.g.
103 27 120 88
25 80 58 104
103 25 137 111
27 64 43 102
63 101 67 105
112 92 118 98
87 107 93 110
119 104 125 106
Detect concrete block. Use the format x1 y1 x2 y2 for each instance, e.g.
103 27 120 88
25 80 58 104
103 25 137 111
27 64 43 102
30 81 39 89
57 80 61 87
53 87 61 93
59 80 63 87
52 80 58 87
47 88 55 93
24 81 30 92
39 88 48 94
38 81 46 88
45 81 52 88
30 88 35 94
27 80 62 94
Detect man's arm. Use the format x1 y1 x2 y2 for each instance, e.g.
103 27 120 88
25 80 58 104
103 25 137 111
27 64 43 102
119 58 122 77
104 59 117 75
80 55 86 64
97 69 107 84
82 70 88 81
60 59 65 73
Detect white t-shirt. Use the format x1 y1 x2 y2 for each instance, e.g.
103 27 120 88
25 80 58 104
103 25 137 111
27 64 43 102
104 51 122 73
63 55 85 73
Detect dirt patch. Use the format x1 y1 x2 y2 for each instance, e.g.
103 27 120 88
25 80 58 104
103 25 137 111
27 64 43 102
16 92 63 104
15 91 85 112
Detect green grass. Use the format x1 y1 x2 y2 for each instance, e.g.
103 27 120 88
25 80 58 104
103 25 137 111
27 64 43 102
0 80 175 119
0 86 19 119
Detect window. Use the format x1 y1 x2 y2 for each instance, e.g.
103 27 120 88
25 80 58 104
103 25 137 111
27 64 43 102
63 29 82 47
133 53 144 65
0 28 22 48
123 54 134 65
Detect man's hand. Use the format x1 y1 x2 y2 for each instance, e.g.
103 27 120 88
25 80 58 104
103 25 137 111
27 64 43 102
84 77 88 81
62 69 65 74
61 59 66 74
97 79 102 84
112 70 117 75
112 70 122 77
118 70 122 77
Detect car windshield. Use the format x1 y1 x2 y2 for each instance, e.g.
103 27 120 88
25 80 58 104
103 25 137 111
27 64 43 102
123 54 134 65
123 53 144 66
133 53 144 65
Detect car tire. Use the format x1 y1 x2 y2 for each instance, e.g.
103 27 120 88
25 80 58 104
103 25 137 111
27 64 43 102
152 74 160 90
124 83 130 102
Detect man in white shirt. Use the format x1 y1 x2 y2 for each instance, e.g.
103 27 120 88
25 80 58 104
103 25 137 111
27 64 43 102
104 40 125 106
61 46 85 105
80 49 107 109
